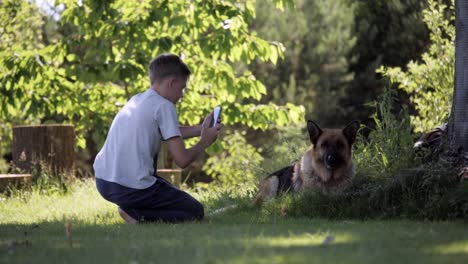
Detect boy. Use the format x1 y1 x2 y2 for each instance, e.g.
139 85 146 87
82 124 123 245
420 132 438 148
93 54 222 223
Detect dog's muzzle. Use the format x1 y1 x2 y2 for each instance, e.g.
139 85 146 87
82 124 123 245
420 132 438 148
324 153 342 170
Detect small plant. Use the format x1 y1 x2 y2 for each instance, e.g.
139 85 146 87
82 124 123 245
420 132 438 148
354 86 419 180
0 157 9 174
203 131 264 195
261 123 310 175
29 160 74 195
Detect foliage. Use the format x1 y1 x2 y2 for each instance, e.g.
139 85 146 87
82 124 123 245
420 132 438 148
0 156 9 174
378 0 454 133
203 131 263 193
0 0 304 167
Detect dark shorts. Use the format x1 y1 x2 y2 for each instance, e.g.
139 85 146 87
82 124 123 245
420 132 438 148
96 175 204 223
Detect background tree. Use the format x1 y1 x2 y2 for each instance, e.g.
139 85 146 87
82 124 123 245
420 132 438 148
249 0 430 128
346 0 430 124
250 0 356 126
0 0 304 176
0 0 51 171
450 0 468 159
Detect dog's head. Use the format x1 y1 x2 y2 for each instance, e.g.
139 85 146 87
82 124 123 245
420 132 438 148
307 120 359 172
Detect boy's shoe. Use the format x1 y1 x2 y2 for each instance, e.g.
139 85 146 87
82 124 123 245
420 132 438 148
118 207 138 224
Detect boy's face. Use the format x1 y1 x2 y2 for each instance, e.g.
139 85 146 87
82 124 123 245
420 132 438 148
167 76 188 104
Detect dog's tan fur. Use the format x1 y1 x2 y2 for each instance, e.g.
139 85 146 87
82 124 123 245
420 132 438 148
253 120 359 206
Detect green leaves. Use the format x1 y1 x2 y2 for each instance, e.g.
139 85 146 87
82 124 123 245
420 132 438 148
378 0 454 133
0 0 303 169
203 131 263 191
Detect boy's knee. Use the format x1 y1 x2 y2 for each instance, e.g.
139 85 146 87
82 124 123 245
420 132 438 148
192 200 204 220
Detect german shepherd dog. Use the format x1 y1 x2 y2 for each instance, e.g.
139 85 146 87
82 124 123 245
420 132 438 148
253 120 360 206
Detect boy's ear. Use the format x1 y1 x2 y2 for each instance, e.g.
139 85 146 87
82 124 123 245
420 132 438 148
342 121 360 145
307 120 322 145
168 76 177 88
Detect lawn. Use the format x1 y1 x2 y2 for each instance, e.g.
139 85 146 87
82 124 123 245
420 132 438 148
1 179 467 264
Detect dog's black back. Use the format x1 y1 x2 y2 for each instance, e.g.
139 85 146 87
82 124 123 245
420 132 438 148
266 165 294 195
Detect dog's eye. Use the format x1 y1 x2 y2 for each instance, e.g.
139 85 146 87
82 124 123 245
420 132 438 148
321 141 329 148
336 142 344 149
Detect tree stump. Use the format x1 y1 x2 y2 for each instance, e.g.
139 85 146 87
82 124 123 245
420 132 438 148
12 125 75 177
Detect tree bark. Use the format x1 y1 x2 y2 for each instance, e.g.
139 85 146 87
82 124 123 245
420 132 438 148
449 0 468 161
12 125 75 176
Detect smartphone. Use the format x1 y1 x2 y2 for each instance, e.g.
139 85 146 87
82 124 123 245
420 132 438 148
212 106 221 127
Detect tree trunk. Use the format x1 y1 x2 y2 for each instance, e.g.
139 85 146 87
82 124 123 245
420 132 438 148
449 0 468 162
12 125 75 176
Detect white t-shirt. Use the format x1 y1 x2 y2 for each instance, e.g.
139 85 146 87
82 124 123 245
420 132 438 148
93 89 181 189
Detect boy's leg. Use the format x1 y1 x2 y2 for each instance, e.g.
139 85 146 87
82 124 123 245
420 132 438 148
96 176 203 223
96 178 139 223
118 207 138 224
118 176 204 223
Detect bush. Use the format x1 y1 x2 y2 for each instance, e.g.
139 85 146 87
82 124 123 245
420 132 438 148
203 131 264 196
354 87 419 180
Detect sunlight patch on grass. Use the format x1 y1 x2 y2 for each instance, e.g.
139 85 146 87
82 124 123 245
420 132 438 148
433 241 468 254
0 179 119 225
250 232 355 247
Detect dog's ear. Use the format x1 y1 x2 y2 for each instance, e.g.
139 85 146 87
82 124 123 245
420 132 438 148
342 120 360 145
307 120 322 145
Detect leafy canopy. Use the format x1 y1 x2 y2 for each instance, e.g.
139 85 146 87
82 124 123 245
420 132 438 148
0 0 304 149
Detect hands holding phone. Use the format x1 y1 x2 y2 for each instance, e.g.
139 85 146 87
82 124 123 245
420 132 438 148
200 106 223 146
212 106 222 127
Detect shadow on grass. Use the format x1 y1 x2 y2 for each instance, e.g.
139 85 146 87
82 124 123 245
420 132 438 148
1 217 467 264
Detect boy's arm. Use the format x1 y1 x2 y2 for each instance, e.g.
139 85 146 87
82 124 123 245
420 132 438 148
166 124 221 168
179 109 222 139
165 135 208 169
167 111 222 168
179 126 201 139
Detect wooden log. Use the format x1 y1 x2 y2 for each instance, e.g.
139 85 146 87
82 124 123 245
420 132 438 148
155 142 181 187
12 125 75 177
157 169 182 188
157 142 178 169
0 174 32 192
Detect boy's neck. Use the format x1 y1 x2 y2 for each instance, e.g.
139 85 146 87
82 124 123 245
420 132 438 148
151 84 172 103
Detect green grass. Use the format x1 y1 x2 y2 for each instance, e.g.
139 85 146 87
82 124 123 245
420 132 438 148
1 179 467 264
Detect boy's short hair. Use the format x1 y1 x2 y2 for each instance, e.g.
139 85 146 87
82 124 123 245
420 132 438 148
148 53 191 85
